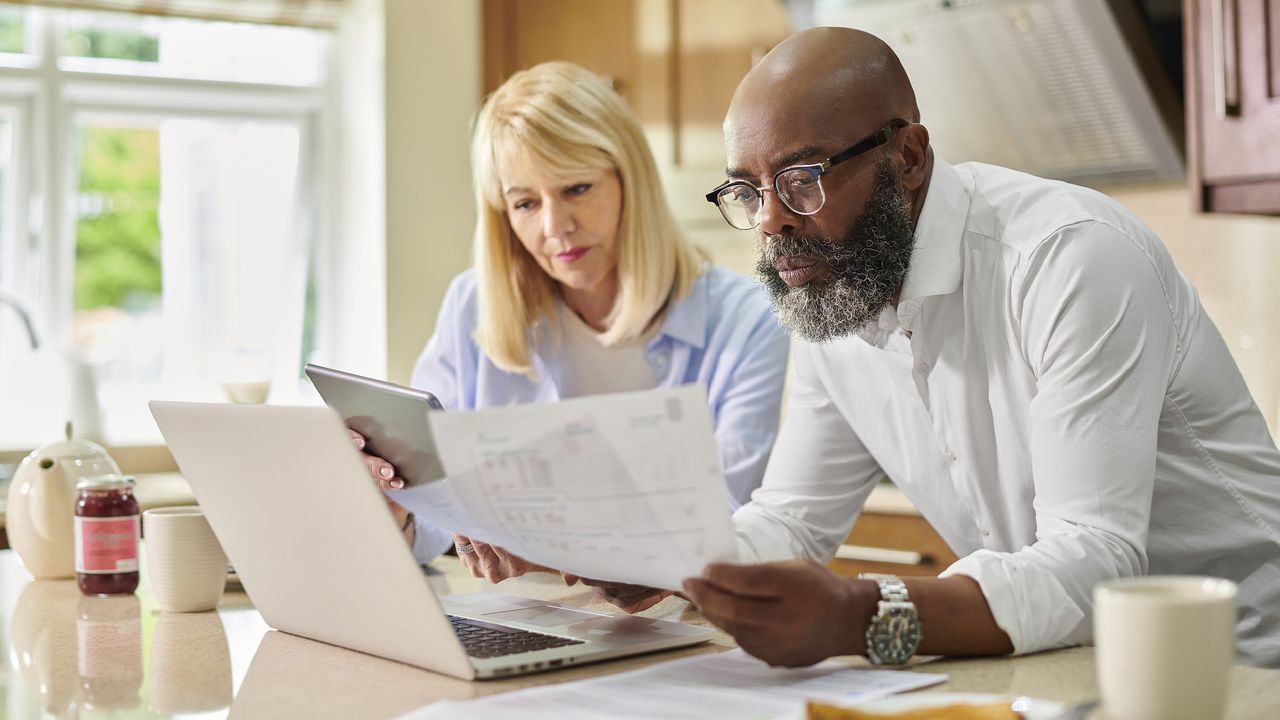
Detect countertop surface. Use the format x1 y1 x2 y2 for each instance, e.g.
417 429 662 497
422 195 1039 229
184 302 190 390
5 550 1278 718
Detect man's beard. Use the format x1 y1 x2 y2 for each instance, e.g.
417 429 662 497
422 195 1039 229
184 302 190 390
754 159 916 343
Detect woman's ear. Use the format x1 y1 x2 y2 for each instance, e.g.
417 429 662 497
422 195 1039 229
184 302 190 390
898 123 931 192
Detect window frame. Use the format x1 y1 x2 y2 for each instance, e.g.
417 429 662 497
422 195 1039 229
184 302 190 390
0 6 338 446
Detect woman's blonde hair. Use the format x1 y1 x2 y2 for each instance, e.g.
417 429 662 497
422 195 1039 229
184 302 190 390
471 61 703 375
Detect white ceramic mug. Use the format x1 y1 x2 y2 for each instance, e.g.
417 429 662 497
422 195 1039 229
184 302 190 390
143 507 227 613
1094 575 1237 720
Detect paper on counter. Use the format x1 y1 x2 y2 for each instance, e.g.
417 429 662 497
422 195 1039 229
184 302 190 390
387 385 738 590
397 648 948 720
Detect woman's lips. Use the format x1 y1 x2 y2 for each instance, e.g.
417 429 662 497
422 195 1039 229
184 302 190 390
556 246 591 263
774 256 823 287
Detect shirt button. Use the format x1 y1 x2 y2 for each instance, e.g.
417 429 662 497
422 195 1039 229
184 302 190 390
915 361 929 374
946 449 958 463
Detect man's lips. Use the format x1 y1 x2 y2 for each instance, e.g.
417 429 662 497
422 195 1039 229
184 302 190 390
774 255 823 287
556 246 591 263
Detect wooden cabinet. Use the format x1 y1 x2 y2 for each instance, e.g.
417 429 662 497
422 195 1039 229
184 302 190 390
1185 0 1280 213
826 510 959 580
482 0 792 253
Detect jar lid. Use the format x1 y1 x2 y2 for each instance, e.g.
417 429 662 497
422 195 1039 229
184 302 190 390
75 474 136 491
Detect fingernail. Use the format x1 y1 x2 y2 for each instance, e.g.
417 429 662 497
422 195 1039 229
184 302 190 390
390 478 405 489
682 581 694 595
379 466 393 479
352 437 365 449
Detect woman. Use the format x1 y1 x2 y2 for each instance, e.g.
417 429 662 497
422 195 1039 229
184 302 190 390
357 61 788 597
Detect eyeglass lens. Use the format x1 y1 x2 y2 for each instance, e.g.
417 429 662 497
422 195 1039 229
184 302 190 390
714 167 826 230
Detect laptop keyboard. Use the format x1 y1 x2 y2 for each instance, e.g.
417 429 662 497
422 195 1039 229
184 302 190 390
448 614 586 659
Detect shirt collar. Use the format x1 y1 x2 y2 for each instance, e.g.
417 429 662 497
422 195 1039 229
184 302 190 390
895 158 970 333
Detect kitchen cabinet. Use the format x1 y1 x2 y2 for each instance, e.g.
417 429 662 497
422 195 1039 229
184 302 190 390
1185 0 1280 213
482 0 792 240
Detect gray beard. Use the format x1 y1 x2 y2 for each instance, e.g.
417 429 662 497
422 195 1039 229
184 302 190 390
754 160 916 343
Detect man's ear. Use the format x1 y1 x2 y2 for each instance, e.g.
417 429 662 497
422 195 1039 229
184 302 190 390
898 123 931 192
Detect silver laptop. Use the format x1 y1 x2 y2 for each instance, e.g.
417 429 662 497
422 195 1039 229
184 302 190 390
149 400 714 680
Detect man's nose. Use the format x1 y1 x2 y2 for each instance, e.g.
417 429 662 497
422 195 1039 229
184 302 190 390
757 189 800 238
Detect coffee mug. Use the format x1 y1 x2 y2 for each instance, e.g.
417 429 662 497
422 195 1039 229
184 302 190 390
143 507 227 613
1094 575 1237 720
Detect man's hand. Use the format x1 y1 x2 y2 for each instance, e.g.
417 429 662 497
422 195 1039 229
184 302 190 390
682 560 877 667
563 575 672 613
453 533 558 583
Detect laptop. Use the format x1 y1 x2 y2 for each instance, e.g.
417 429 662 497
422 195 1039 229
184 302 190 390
149 400 714 680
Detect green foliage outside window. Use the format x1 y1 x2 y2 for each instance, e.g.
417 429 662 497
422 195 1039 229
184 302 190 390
64 27 159 62
74 127 162 312
0 8 24 54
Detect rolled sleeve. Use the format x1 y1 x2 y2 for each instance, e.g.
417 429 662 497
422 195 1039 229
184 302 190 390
411 517 456 564
945 222 1178 654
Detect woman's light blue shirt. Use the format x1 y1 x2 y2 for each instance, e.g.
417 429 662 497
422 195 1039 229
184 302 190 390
407 265 790 561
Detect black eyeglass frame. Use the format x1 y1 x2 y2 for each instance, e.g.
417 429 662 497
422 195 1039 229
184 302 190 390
704 118 910 229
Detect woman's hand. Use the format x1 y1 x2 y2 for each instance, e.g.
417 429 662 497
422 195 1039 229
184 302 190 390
453 533 557 583
350 429 414 546
562 574 673 613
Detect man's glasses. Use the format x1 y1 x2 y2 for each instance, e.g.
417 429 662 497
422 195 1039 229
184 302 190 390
705 119 909 231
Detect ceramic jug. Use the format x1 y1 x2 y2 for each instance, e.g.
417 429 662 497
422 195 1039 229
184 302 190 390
7 423 120 579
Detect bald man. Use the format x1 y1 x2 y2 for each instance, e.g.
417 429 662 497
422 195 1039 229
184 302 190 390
683 27 1280 668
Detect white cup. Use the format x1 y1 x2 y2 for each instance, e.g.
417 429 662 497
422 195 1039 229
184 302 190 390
1094 575 1237 720
143 507 227 613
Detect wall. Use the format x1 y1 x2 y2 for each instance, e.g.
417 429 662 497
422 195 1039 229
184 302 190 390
384 0 481 384
1099 184 1280 439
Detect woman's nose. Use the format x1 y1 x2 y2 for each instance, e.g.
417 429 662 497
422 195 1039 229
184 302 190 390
542 198 575 239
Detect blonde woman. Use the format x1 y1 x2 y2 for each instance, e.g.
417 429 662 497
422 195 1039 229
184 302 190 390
356 62 788 598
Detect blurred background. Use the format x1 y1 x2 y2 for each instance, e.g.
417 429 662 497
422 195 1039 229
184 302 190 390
0 0 1277 459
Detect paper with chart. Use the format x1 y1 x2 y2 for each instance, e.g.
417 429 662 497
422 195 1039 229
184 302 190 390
398 648 949 720
386 385 738 589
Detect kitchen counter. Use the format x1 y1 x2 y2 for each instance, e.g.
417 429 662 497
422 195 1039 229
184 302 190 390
4 550 1278 718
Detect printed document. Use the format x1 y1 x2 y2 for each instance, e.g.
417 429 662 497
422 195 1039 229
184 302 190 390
398 649 948 719
387 385 738 589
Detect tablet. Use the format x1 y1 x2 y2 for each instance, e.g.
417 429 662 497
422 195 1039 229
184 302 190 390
304 363 446 487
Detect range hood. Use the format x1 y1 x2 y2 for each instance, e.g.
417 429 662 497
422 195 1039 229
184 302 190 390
789 0 1184 185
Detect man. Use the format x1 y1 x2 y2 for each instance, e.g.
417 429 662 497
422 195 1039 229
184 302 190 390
683 26 1280 668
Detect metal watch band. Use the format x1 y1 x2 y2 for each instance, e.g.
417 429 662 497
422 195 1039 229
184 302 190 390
858 572 911 603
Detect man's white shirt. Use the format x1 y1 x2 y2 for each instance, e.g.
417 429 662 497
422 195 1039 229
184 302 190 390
733 158 1280 666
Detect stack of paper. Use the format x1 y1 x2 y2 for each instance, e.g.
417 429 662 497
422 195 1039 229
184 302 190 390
388 385 739 589
398 649 948 719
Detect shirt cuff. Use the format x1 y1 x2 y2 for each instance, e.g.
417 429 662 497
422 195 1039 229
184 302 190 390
410 518 455 563
940 549 1089 655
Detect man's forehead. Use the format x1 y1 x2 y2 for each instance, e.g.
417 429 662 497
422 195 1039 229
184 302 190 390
723 110 846 179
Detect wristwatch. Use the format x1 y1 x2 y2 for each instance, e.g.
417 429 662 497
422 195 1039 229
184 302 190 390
859 572 923 665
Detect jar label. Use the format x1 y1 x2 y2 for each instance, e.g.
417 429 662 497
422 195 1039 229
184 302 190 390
74 516 140 574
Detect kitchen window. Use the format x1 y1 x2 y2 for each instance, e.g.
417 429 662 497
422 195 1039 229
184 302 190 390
0 5 337 448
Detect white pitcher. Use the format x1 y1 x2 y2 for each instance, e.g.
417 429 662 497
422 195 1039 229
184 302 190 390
7 423 120 579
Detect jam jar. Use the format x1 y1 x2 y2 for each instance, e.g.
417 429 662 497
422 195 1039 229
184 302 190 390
74 476 140 596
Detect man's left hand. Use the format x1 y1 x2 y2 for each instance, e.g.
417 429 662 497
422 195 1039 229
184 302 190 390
683 560 876 667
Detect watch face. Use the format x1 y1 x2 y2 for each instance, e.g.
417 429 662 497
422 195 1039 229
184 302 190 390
867 606 923 665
